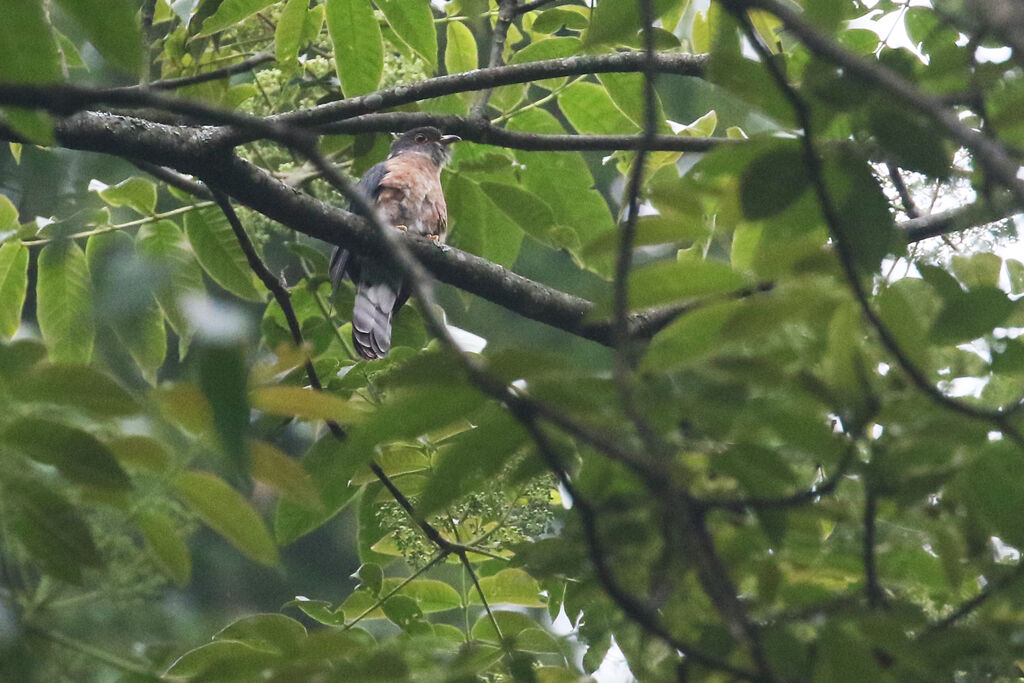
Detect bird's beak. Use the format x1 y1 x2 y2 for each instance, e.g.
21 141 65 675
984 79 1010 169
440 135 461 145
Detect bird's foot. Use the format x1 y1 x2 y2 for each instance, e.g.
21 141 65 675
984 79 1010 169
394 224 408 231
425 234 439 241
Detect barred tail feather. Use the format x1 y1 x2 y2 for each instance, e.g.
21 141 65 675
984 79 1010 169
352 282 397 359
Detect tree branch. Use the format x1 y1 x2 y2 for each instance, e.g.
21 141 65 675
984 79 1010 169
131 49 274 91
472 0 518 117
216 51 709 143
23 111 722 347
314 112 735 152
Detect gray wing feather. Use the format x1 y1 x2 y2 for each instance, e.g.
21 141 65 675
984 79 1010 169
330 161 403 359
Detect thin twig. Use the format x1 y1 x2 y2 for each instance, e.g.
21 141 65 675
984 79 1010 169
887 164 919 219
694 441 856 513
923 561 1024 634
131 160 214 199
131 50 274 91
472 0 518 117
341 552 449 631
863 484 885 608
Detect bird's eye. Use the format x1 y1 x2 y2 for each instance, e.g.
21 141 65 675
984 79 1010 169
414 133 427 143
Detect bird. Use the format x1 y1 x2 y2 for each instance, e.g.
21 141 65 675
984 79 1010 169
330 126 460 360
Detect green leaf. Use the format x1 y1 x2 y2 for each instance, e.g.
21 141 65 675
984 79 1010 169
197 343 250 475
532 7 589 33
597 73 671 132
823 153 898 273
248 439 321 507
507 109 615 271
381 594 423 631
582 0 641 46
445 21 477 74
508 38 580 91
2 417 132 490
137 509 192 585
53 0 142 73
274 434 361 545
931 287 1015 344
0 338 47 379
12 364 140 416
216 614 307 653
0 242 28 338
2 109 55 146
740 142 811 220
480 182 556 244
37 240 94 364
106 434 172 471
354 562 383 594
276 0 308 64
868 104 950 178
418 407 528 515
199 0 276 36
627 258 750 309
95 177 157 215
581 0 675 48
471 611 560 653
165 640 277 678
384 577 462 612
468 569 545 607
285 596 347 626
0 1 62 85
55 29 86 70
346 385 483 464
957 442 1024 548
326 0 384 96
86 231 167 382
444 175 524 267
174 470 279 566
136 219 205 356
377 0 437 70
3 475 103 584
250 385 366 423
184 207 263 301
559 81 639 135
642 300 740 372
0 193 17 229
951 253 1002 289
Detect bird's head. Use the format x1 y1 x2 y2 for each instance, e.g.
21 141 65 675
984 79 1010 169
388 126 461 167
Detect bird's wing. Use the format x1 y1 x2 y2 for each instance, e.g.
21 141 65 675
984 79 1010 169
329 161 389 293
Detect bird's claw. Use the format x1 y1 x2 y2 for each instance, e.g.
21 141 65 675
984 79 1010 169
394 224 408 231
425 234 439 241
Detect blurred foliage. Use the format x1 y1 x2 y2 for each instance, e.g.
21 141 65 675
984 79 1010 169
2 0 1024 682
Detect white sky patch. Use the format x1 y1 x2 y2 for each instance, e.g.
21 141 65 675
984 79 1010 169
593 637 636 683
446 325 487 353
182 293 249 344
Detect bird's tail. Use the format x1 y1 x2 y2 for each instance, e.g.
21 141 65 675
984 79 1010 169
352 281 397 359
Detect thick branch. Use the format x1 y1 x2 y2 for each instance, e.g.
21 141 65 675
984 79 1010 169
215 51 709 143
315 112 735 152
902 200 1019 243
40 111 681 346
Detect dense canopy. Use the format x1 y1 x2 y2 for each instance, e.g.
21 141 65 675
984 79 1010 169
2 1 1024 681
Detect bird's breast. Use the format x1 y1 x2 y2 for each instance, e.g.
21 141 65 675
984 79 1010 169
379 155 447 240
